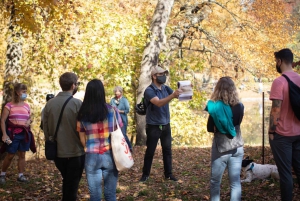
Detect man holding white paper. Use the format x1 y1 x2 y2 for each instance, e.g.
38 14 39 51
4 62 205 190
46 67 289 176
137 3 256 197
139 66 182 182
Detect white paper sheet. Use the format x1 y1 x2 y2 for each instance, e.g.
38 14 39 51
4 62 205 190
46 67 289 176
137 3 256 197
177 80 193 101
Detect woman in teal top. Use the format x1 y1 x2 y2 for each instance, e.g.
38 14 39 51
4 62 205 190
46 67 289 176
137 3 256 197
206 77 244 201
110 86 132 152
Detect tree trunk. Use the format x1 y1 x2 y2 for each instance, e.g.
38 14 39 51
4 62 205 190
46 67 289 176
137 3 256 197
2 4 22 110
135 0 174 146
0 4 22 160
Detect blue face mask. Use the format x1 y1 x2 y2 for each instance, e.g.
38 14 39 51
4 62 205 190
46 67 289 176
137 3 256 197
20 93 27 100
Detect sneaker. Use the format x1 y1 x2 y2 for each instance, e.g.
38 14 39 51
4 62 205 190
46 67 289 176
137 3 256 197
0 175 5 185
139 175 149 182
17 175 28 183
165 175 178 181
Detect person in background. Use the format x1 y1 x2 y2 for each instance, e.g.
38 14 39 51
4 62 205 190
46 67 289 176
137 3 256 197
269 48 300 201
110 86 132 152
206 77 244 201
139 66 182 182
40 94 54 130
77 79 123 201
0 83 35 184
43 72 85 201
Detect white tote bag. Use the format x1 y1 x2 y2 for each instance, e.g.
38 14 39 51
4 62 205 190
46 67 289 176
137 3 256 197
111 110 134 171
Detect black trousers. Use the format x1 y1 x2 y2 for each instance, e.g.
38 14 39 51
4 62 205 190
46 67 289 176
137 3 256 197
270 133 300 201
142 124 173 177
54 155 85 201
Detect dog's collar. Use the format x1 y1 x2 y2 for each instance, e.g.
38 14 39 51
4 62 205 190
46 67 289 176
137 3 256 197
247 163 254 171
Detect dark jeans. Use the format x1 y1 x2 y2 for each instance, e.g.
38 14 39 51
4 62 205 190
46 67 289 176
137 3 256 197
142 123 172 177
269 133 300 201
54 155 85 201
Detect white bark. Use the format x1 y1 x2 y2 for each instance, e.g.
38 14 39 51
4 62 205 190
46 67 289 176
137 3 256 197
135 0 174 145
2 4 23 108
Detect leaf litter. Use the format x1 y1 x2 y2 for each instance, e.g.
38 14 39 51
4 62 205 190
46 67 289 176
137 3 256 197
0 146 298 200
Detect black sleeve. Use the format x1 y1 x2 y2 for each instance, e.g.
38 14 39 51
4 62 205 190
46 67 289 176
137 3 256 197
207 115 215 132
232 103 244 126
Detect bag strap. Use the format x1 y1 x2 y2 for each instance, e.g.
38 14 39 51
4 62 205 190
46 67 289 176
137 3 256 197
52 96 73 140
112 108 120 131
143 85 155 110
282 74 291 83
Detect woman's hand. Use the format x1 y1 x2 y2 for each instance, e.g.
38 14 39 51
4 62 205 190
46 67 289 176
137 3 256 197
2 134 8 142
25 119 32 127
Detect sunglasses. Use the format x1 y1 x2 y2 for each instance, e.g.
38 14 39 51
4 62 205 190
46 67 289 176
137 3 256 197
75 82 81 86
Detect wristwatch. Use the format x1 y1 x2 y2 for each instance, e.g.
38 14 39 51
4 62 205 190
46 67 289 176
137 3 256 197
268 131 275 134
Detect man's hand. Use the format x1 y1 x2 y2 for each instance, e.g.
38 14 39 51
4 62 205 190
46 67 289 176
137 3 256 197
172 89 182 99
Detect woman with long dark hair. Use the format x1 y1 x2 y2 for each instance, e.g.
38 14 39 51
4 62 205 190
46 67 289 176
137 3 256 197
206 77 244 201
77 79 123 201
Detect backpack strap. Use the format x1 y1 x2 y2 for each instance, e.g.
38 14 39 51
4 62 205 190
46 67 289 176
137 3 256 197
281 74 300 121
145 85 156 110
282 74 291 83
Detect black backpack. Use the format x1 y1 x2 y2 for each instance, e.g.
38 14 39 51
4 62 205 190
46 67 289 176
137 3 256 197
135 85 155 115
282 74 300 121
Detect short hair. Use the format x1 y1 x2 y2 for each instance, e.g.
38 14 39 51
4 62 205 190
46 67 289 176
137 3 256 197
113 86 123 94
274 48 293 64
13 83 27 103
59 72 78 91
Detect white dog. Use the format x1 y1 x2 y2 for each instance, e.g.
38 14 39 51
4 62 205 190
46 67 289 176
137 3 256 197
241 157 280 183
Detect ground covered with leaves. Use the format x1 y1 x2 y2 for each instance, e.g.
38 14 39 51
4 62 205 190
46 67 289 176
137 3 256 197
0 146 299 201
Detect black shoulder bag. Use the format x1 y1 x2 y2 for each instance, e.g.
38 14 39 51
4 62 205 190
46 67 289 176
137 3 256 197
45 96 73 160
282 74 300 121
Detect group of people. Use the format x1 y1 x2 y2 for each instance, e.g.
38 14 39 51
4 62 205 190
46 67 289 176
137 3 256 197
205 48 300 201
0 48 299 201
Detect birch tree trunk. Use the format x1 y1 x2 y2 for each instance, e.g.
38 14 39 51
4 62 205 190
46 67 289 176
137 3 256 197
135 0 174 145
2 4 23 109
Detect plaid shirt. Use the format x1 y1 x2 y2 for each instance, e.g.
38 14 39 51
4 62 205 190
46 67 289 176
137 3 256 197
77 104 123 154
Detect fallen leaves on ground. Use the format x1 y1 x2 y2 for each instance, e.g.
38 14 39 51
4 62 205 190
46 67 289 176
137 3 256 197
0 146 299 200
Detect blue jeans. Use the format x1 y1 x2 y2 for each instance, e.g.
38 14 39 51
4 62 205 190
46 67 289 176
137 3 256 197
269 133 300 201
142 124 173 177
85 151 118 201
210 140 244 201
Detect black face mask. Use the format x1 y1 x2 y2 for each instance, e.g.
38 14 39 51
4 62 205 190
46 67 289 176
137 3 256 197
156 75 166 84
276 60 282 74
